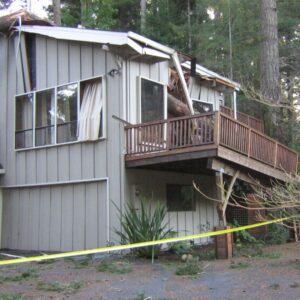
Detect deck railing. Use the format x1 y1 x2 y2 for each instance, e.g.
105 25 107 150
220 105 264 133
125 113 215 155
125 112 298 175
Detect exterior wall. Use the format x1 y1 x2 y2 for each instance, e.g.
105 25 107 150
0 33 171 251
0 34 124 250
2 181 107 251
0 37 8 174
125 169 219 244
189 77 224 111
125 60 169 124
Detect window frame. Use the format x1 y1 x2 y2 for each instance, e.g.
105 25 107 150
14 75 106 151
34 86 56 147
192 98 214 114
138 76 167 123
15 91 35 150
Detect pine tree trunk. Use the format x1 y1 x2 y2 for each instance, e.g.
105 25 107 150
260 0 280 102
52 0 61 26
140 0 146 33
260 0 281 139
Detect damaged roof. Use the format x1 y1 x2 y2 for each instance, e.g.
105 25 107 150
1 10 239 91
0 9 51 35
182 61 240 90
13 25 172 62
16 25 241 90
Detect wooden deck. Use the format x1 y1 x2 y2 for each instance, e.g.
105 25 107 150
125 112 298 180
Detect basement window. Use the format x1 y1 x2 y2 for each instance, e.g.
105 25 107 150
15 76 105 149
166 184 195 212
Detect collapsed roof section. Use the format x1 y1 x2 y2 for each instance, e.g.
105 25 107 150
0 9 52 35
0 10 240 115
182 61 240 92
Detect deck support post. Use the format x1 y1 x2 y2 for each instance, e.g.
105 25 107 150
215 170 239 259
215 170 226 226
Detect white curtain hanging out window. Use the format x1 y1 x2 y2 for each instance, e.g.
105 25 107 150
78 79 103 141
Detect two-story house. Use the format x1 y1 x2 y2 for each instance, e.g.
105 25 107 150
0 11 297 252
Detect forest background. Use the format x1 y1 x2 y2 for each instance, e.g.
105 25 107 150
1 0 300 160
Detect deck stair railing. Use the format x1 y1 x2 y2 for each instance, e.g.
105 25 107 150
125 112 298 175
220 105 264 133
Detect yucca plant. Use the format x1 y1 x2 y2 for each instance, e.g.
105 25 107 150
115 200 174 258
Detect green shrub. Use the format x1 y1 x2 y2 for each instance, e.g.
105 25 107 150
264 223 289 245
0 295 25 300
170 241 193 255
290 282 300 288
232 220 257 247
175 260 203 276
97 261 132 274
36 281 82 294
115 201 174 258
230 261 250 269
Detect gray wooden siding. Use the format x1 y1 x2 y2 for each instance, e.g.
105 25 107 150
125 60 169 124
126 169 219 244
2 181 107 251
0 37 8 180
0 35 126 249
189 77 224 111
2 36 123 187
0 33 174 251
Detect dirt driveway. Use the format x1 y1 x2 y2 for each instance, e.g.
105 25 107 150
0 242 299 300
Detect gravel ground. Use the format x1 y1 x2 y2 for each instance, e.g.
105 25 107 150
0 242 299 300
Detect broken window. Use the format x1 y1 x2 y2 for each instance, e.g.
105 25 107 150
25 34 36 90
140 77 165 122
35 88 55 146
192 100 213 114
57 83 78 143
15 76 104 149
166 184 195 212
78 77 103 141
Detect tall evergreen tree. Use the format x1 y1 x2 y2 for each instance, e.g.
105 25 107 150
52 0 61 25
260 0 280 103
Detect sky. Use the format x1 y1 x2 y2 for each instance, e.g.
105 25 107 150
0 0 51 18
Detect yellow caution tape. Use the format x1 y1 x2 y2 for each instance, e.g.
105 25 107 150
0 215 298 266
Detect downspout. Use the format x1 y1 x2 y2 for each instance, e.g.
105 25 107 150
171 52 194 115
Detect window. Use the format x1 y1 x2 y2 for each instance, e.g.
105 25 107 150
57 83 78 143
15 93 34 149
15 76 104 149
166 184 195 212
35 88 55 146
140 77 165 122
192 99 213 114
